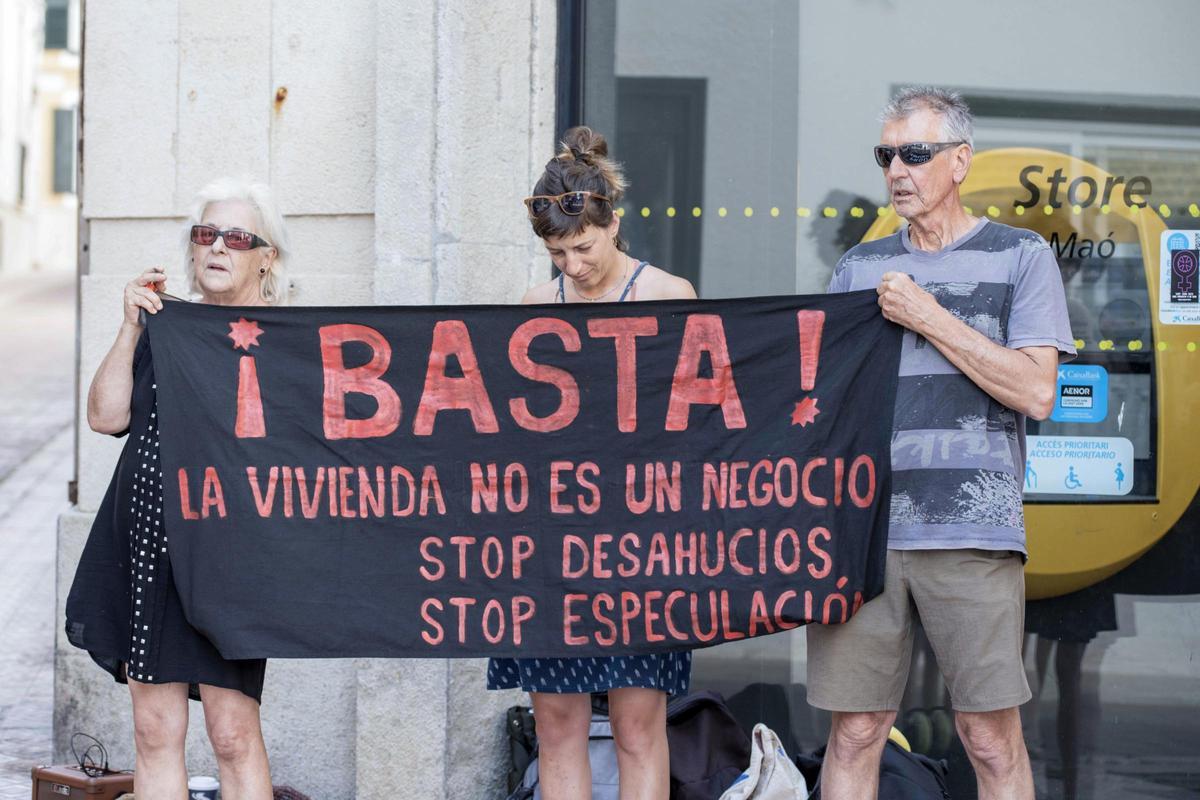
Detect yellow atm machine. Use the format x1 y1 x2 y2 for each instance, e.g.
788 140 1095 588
863 148 1200 598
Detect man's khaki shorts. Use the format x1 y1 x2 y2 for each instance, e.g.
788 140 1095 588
806 548 1031 713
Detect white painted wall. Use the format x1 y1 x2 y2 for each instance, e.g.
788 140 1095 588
0 0 78 275
0 0 38 208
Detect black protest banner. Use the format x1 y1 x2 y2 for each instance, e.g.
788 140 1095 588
146 291 901 659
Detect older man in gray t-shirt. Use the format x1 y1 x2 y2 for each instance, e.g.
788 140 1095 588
807 88 1073 800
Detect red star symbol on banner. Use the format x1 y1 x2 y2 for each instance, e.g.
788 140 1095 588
791 396 820 427
228 318 264 351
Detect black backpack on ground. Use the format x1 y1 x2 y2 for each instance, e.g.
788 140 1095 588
796 740 951 799
505 705 537 794
877 742 951 800
665 690 752 799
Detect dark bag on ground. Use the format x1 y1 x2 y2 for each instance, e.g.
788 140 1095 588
666 690 752 799
504 689 751 800
505 705 538 793
795 740 951 799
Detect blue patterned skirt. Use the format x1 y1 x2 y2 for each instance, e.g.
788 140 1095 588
487 653 692 695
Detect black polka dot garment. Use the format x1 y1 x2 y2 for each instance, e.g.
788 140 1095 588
125 397 164 682
66 333 266 703
487 652 691 696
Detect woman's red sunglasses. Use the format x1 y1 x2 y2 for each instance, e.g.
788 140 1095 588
190 224 272 251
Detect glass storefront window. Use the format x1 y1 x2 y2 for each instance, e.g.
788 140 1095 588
568 2 1200 797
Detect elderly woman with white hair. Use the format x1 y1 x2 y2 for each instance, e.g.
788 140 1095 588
66 177 288 799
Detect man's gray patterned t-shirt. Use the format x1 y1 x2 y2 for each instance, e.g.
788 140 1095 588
829 219 1075 555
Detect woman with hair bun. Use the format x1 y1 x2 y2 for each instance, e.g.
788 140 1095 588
489 127 696 799
518 125 696 305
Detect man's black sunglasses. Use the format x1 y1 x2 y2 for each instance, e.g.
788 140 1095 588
874 141 967 168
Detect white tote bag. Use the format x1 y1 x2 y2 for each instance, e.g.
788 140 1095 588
719 723 809 800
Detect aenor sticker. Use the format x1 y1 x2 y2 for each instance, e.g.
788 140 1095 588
1051 364 1108 424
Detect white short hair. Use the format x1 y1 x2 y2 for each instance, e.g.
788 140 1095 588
183 177 290 305
879 86 974 149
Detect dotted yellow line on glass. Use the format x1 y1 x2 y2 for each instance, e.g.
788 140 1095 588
613 203 1200 220
1070 341 1200 354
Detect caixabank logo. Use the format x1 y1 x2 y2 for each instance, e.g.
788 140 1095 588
1051 365 1107 424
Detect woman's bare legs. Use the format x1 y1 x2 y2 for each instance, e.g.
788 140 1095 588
128 679 189 798
199 683 272 800
609 687 670 800
529 692 593 799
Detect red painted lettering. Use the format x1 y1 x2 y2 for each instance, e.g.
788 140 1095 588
509 318 581 432
235 356 266 438
246 466 278 517
201 467 226 518
420 599 443 645
808 527 832 579
419 465 446 516
319 324 400 440
178 468 199 520
586 317 659 432
564 594 588 645
665 315 746 431
358 466 385 517
413 321 499 435
419 537 444 580
849 454 876 508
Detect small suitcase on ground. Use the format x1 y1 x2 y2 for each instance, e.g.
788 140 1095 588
30 764 134 799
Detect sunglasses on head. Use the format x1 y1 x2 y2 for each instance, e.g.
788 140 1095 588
524 190 611 218
190 224 272 251
873 141 967 168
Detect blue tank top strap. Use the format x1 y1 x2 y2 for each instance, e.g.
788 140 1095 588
555 272 565 303
618 261 649 302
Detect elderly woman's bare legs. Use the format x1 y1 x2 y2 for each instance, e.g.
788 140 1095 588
127 679 271 800
128 680 189 797
200 684 272 800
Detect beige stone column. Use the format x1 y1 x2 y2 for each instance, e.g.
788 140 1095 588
59 0 557 796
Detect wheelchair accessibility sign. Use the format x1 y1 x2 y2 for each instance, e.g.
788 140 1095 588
1050 365 1107 423
1024 436 1134 496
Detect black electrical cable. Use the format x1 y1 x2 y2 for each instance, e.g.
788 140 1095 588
70 732 109 777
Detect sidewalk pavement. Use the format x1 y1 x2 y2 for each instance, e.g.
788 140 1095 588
0 273 75 483
0 272 76 799
0 428 68 798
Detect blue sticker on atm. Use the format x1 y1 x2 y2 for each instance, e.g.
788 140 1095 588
1050 364 1107 423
